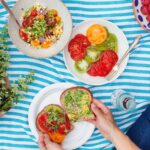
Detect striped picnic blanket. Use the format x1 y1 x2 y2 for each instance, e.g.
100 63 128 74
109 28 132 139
0 0 150 149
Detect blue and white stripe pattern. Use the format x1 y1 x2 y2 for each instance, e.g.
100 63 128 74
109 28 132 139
0 0 150 149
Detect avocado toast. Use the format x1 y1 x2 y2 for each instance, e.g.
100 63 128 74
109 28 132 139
60 87 95 122
36 104 73 143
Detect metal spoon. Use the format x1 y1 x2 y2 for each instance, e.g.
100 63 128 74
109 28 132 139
0 0 21 28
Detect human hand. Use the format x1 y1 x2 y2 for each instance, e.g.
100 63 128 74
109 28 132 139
89 99 119 140
38 133 63 150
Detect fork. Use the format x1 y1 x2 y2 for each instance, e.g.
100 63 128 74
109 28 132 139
106 35 142 81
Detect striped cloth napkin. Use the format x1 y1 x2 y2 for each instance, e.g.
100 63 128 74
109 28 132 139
0 0 150 149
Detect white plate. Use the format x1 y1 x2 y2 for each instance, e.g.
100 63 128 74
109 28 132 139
64 19 129 85
8 0 72 58
28 83 95 150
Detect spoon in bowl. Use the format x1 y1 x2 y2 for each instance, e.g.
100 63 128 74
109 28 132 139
0 0 21 28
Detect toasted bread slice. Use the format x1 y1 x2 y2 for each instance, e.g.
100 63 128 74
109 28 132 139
60 86 95 122
36 104 72 143
36 104 62 133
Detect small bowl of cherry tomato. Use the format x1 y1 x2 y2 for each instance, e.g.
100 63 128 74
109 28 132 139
133 0 150 32
8 0 72 58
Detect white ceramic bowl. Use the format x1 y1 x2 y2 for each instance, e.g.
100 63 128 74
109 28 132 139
8 0 72 58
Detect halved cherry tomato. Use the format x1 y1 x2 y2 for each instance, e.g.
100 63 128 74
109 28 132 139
51 120 57 125
27 16 34 26
58 124 66 134
65 115 71 130
47 124 54 132
22 19 28 27
19 29 28 42
31 9 38 17
37 113 49 133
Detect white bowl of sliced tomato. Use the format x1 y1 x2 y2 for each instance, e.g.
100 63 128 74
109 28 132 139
64 19 129 85
8 0 72 58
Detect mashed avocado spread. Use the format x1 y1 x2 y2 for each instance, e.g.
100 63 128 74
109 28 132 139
64 89 93 122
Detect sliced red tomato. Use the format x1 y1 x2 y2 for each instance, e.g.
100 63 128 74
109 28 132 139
74 34 91 48
87 59 108 77
31 9 38 17
69 41 86 61
87 50 118 77
37 113 49 133
70 52 83 61
100 50 118 72
68 40 82 53
58 124 66 134
19 29 28 42
74 34 86 39
68 34 91 61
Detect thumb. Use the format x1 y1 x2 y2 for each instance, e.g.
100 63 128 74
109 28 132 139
91 103 103 118
44 134 52 144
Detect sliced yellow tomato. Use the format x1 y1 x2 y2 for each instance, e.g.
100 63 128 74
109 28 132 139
86 24 107 45
31 39 40 47
41 40 52 48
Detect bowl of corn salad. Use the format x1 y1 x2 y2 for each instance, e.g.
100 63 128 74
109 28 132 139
8 0 72 58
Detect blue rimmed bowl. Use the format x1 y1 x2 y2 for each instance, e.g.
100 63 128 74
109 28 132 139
133 0 150 32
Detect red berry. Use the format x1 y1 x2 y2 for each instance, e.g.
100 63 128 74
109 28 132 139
146 15 150 22
148 4 150 13
141 6 149 15
142 0 150 6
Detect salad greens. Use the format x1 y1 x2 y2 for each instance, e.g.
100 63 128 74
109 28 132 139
26 19 48 39
0 25 35 114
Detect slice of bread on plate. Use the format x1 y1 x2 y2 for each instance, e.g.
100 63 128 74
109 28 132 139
60 87 95 122
36 104 73 143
